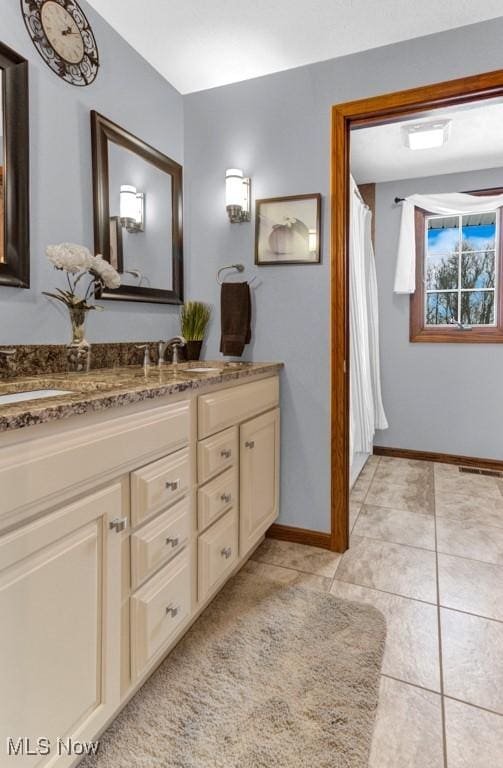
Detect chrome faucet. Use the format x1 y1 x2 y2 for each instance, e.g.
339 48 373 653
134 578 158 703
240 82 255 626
0 348 17 379
158 336 187 366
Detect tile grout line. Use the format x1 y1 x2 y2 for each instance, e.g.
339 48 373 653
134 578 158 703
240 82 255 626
442 693 503 719
350 531 437 554
433 465 449 768
332 573 437 605
380 672 441 697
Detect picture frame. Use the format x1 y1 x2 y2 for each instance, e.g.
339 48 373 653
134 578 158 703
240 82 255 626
255 193 321 265
109 215 123 272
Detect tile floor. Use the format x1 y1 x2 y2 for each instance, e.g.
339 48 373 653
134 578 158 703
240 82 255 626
248 455 503 767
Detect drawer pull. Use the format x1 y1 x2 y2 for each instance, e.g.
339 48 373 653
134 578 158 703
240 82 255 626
220 546 232 559
220 448 232 459
165 604 180 618
165 479 180 492
245 440 255 449
165 536 180 548
220 493 232 504
109 517 128 533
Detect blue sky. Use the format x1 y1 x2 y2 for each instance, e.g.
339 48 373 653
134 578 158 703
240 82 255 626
428 224 495 255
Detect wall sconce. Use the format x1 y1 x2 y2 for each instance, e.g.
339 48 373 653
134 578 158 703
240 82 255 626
225 168 251 223
120 185 144 233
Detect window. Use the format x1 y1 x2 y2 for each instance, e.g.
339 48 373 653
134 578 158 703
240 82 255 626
410 193 503 342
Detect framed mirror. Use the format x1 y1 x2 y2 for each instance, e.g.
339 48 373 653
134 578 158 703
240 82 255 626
0 42 30 288
91 111 183 303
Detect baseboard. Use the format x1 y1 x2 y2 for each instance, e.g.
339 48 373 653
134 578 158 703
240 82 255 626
267 523 333 550
373 445 503 472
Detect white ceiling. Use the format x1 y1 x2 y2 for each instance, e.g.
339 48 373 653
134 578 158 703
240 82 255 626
351 99 503 183
87 0 503 94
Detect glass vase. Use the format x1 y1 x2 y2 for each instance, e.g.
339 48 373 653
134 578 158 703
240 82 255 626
66 305 91 373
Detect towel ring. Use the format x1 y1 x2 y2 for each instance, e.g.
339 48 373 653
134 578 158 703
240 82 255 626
217 263 245 285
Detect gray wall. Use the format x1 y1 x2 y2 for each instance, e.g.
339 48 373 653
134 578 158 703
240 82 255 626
184 18 503 532
373 166 503 460
0 1 183 344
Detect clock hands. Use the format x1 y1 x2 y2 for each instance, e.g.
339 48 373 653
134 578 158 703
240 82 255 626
61 26 79 36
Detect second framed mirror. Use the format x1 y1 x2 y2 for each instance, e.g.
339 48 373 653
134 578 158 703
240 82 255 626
91 111 183 303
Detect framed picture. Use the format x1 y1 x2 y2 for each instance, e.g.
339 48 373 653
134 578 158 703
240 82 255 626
109 216 123 272
255 193 321 265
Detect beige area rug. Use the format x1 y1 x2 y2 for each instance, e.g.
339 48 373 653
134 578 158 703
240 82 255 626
82 568 386 768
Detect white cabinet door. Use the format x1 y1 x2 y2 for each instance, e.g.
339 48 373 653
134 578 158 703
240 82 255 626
239 409 280 556
0 484 123 767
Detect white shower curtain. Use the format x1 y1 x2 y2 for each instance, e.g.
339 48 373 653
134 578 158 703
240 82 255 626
349 176 388 469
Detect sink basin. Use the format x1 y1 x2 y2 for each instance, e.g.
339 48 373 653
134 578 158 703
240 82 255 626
0 389 73 406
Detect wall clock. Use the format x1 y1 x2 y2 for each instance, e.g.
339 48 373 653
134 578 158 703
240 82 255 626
20 0 99 86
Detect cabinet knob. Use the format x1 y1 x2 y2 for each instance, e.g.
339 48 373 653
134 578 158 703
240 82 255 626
220 493 232 504
165 604 179 618
245 440 255 449
109 517 128 533
220 448 232 459
165 479 180 492
165 536 180 548
220 546 232 559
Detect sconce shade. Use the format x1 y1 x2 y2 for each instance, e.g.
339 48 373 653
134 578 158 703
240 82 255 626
225 169 244 208
120 185 138 222
120 185 144 233
225 168 251 223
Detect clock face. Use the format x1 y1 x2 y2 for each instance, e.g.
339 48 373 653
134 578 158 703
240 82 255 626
41 1 85 64
21 0 99 87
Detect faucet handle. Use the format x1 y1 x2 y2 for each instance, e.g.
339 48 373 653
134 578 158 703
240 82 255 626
135 344 151 368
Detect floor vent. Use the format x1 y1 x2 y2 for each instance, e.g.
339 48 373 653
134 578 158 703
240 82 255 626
459 466 503 478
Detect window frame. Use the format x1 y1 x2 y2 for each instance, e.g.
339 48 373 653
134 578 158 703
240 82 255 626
410 188 503 343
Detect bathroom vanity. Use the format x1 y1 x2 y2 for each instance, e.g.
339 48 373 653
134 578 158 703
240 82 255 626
0 361 281 767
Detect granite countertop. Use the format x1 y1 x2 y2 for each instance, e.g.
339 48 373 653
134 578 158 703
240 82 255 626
0 361 283 433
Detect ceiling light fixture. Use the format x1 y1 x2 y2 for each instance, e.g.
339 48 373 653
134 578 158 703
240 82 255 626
403 120 451 150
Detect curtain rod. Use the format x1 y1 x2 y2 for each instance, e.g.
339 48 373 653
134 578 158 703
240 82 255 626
394 197 405 203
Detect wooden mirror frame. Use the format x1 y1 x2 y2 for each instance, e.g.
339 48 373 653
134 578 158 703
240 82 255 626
90 111 184 304
0 42 30 288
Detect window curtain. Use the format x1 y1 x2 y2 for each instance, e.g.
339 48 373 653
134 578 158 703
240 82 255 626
350 176 388 464
394 192 503 294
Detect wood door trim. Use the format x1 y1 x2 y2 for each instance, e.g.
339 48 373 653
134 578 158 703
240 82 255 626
330 68 503 553
373 446 503 473
267 523 333 550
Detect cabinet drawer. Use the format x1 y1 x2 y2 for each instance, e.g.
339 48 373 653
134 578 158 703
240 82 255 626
198 508 238 602
198 376 279 439
0 400 190 530
131 550 191 677
131 448 190 526
197 427 238 483
131 497 191 589
198 468 237 532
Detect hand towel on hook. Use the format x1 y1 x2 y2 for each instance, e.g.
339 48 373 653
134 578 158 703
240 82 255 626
220 281 252 357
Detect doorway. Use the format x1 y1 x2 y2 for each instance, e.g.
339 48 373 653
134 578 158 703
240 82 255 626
330 69 503 552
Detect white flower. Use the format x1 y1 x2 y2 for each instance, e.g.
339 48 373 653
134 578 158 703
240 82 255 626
90 255 121 289
284 217 297 228
46 243 94 273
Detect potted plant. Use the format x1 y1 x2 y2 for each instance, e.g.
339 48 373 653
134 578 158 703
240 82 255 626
180 301 212 361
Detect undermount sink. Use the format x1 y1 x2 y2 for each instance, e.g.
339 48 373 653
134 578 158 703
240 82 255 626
0 389 73 406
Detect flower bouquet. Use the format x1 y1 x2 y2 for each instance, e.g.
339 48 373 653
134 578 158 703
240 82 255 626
43 243 121 372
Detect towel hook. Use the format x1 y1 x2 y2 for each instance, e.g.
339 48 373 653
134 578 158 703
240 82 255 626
217 263 245 285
